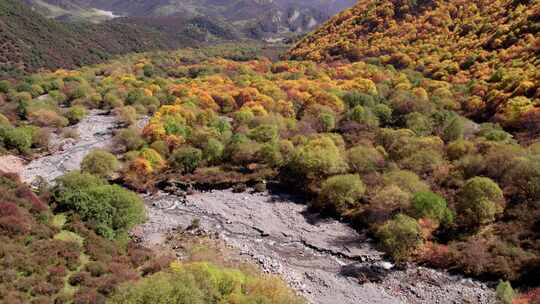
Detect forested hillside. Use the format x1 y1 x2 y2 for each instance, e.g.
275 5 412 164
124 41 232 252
0 0 176 78
289 0 540 138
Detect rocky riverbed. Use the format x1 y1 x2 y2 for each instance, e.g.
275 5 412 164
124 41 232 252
20 110 118 184
17 111 497 304
136 189 496 304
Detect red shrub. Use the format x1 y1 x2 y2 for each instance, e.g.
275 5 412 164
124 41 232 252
0 215 30 234
0 202 20 217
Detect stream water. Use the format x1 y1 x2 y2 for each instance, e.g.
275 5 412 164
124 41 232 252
19 112 496 304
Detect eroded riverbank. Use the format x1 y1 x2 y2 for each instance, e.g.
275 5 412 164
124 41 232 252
16 111 497 304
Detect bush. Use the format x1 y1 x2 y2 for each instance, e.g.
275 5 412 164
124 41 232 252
405 112 433 136
377 214 422 262
317 174 365 214
65 106 87 125
53 172 145 239
369 185 412 220
411 191 453 226
248 124 278 143
2 127 33 154
114 128 145 152
170 147 202 174
446 139 475 160
115 106 137 126
457 177 504 227
203 138 224 164
382 170 430 194
289 136 348 178
349 105 379 127
109 262 304 304
81 149 119 178
347 146 384 174
496 281 514 304
400 149 444 175
27 109 68 128
0 113 11 126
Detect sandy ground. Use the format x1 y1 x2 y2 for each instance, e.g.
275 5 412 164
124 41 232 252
0 155 24 174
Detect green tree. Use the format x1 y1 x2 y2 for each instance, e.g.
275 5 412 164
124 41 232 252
377 214 422 262
317 174 365 214
411 191 453 226
53 172 145 239
65 105 87 125
289 136 348 178
496 281 514 304
81 149 119 178
347 145 384 174
457 177 504 227
170 147 203 173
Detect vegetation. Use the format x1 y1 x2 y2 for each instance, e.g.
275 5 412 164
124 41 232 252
53 171 145 239
289 0 540 138
109 261 304 304
0 172 169 304
1 0 540 299
81 149 120 178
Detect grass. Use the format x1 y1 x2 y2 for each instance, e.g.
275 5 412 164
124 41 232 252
54 230 84 247
51 213 67 229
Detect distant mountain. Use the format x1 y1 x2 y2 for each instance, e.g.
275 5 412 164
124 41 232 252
24 0 357 39
0 0 176 77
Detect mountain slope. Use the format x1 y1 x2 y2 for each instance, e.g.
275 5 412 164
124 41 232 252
288 0 540 134
24 0 357 38
0 0 178 78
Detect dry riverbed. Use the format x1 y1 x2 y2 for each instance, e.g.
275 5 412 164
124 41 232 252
19 111 497 304
136 189 496 304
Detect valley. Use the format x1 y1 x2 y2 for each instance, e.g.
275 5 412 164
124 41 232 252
1 0 540 303
18 109 495 304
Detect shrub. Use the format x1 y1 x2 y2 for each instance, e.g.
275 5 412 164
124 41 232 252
170 147 202 174
457 177 504 227
446 139 475 160
65 106 87 125
248 124 279 143
81 149 119 178
140 148 166 171
317 174 365 214
347 145 384 174
373 103 393 125
115 106 137 126
203 138 224 164
289 136 348 178
405 112 433 136
442 117 464 142
382 170 430 194
496 281 514 304
370 185 411 216
2 127 33 154
28 109 68 128
319 112 336 132
53 172 145 239
0 113 11 126
114 128 145 152
0 80 11 93
377 214 422 262
342 91 375 108
349 105 379 127
400 149 444 175
411 191 453 226
109 262 304 304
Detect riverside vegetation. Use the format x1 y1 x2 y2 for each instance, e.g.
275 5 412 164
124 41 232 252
0 0 540 303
